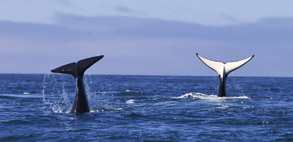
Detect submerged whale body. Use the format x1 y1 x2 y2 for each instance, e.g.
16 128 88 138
51 55 104 113
196 53 254 97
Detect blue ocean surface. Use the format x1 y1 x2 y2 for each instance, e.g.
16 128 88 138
0 74 292 141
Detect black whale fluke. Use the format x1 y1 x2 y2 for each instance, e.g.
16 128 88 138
51 55 104 113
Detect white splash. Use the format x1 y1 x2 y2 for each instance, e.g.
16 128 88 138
101 106 123 111
23 92 31 95
173 92 250 100
41 74 72 113
90 110 102 113
126 99 135 104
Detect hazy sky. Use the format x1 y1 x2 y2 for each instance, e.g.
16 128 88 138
0 0 293 76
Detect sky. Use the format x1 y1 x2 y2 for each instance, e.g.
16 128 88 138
0 0 293 76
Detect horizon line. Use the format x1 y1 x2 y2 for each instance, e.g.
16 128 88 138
0 73 292 78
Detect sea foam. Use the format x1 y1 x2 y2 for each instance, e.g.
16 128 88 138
173 92 250 100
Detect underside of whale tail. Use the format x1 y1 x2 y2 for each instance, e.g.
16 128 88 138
51 55 104 78
196 53 254 97
196 53 254 77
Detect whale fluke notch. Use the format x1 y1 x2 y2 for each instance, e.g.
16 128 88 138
196 53 254 97
51 55 104 113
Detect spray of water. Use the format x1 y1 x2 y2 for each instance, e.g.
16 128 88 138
84 74 113 112
84 75 101 109
42 74 111 113
42 74 72 113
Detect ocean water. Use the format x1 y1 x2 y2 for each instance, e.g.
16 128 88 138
0 74 292 141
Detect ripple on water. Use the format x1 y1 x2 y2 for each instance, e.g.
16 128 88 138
3 119 34 125
1 75 293 141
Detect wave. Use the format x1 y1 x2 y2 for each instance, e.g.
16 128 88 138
173 92 250 100
51 107 123 114
47 103 124 114
0 94 42 99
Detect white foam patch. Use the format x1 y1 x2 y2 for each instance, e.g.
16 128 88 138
53 109 101 114
126 99 135 104
90 110 101 113
23 92 31 95
125 90 143 94
173 92 250 100
51 106 123 114
52 108 70 114
215 105 230 109
53 109 102 114
102 106 123 111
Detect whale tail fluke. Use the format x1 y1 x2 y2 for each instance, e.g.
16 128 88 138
196 53 254 97
51 55 104 113
196 53 254 77
51 55 104 78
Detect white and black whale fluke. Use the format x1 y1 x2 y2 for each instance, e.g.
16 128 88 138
51 55 104 113
196 53 254 97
